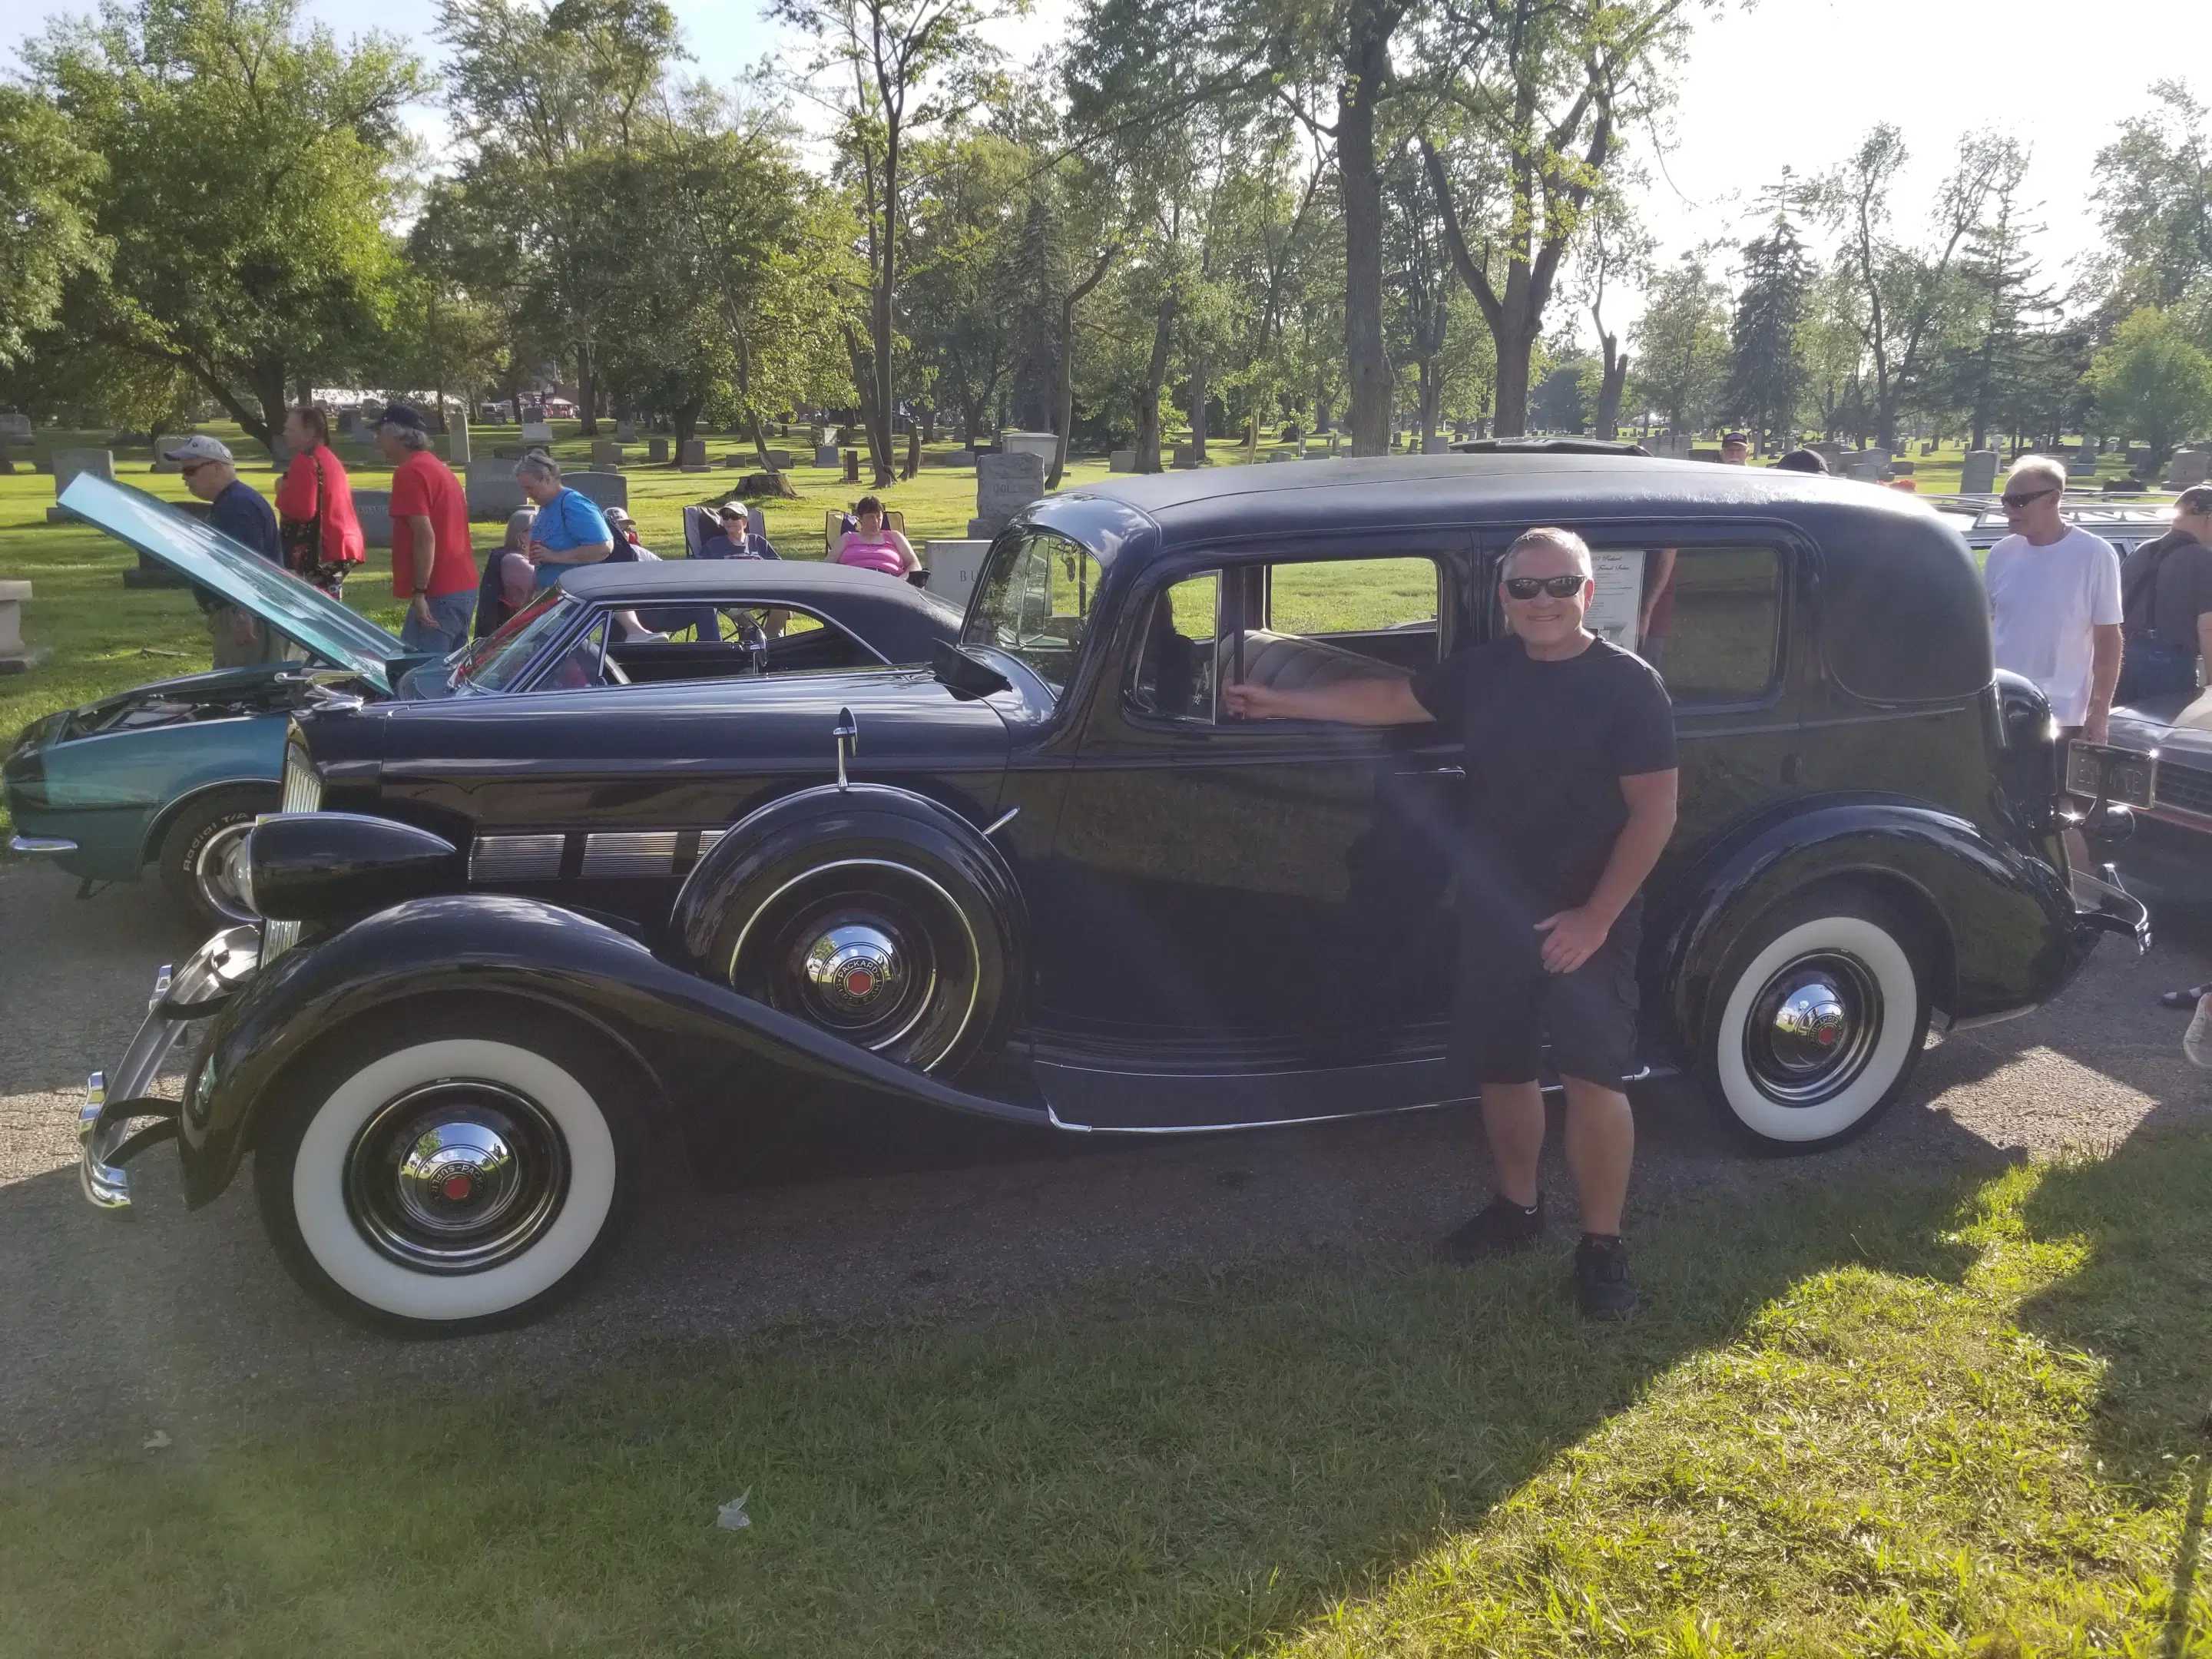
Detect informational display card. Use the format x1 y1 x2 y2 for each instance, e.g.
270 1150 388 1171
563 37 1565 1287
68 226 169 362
1584 548 1647 651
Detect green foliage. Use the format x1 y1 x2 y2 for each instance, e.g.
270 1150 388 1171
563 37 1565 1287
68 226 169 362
2090 79 2212 314
1721 179 1810 448
23 0 425 449
0 87 106 370
2087 306 2212 464
1631 255 1729 435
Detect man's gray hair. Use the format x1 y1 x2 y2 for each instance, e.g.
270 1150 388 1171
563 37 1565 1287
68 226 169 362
514 452 561 484
2005 455 2067 496
1502 525 1595 577
379 419 434 452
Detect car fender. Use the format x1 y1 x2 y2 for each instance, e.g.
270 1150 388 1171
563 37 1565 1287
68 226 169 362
1651 796 2078 1054
176 893 1051 1208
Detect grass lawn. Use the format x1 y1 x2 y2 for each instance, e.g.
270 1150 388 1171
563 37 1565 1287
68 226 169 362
1 1129 2207 1655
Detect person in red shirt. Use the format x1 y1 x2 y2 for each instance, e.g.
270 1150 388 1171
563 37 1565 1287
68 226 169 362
373 402 478 656
274 406 366 598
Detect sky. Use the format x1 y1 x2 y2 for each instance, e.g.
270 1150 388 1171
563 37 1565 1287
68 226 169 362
8 0 2206 338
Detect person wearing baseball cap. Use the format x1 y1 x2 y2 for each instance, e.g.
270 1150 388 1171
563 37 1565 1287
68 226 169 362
701 501 778 561
164 434 295 666
1720 432 1751 465
375 401 478 656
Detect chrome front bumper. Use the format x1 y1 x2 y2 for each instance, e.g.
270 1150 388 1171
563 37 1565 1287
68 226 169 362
79 926 261 1211
9 833 77 854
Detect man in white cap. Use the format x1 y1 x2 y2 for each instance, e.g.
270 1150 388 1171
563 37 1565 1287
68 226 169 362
164 434 293 666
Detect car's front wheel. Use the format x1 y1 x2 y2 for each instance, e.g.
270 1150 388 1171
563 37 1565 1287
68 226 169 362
253 1008 641 1336
156 786 275 930
1700 890 1932 1150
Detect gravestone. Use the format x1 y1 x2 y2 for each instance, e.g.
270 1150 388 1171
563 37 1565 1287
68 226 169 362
449 409 472 466
649 437 670 463
0 412 32 442
0 581 31 673
591 440 624 467
520 421 555 446
920 539 992 611
1810 440 1847 465
337 408 363 443
1838 448 1889 482
1422 435 1449 455
615 420 637 442
1268 450 1296 462
353 488 393 549
48 449 114 522
465 460 528 522
814 444 839 468
1960 450 1998 495
1889 459 1916 477
1922 440 1936 455
1328 433 1341 457
679 439 709 472
842 449 862 485
763 449 793 470
2164 446 2210 490
567 471 628 512
998 430 1058 463
1109 450 1135 472
1172 444 1198 470
969 450 1046 539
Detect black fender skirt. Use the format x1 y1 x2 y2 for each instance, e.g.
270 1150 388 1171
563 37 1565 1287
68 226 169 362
1650 798 2087 1057
175 894 1055 1208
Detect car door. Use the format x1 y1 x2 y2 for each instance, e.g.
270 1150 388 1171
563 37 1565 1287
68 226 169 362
1035 531 1475 1128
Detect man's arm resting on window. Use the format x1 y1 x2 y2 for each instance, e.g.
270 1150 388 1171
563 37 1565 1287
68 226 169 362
1535 767 1681 974
1224 676 1433 726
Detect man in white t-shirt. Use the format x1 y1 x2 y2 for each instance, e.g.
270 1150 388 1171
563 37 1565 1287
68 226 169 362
1983 455 2124 863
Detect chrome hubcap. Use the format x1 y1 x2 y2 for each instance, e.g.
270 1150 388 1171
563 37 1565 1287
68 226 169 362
801 923 901 1018
346 1083 568 1273
1743 952 1882 1105
196 820 258 922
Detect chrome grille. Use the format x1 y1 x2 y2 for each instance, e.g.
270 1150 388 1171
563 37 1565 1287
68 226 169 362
280 737 323 813
260 918 301 965
2157 760 2212 817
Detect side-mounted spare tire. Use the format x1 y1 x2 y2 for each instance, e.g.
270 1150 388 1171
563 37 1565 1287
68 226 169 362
674 785 1025 1077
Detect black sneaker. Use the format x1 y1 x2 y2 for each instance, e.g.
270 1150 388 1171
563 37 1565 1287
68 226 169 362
1434 1194 1545 1263
1575 1233 1637 1321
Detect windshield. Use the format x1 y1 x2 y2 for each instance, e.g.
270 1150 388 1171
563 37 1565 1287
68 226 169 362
961 528 1105 695
455 591 576 693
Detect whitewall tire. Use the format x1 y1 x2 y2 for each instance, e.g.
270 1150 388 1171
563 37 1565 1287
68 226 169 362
256 1019 638 1334
1703 899 1929 1149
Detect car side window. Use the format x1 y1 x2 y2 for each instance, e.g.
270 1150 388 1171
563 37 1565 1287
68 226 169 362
1604 545 1783 706
1267 557 1439 651
1128 572 1220 721
533 611 615 691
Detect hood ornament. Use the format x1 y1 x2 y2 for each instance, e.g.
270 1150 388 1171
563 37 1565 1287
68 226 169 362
833 707 859 790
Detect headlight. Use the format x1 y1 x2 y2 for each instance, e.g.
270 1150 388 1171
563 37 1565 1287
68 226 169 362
244 813 462 924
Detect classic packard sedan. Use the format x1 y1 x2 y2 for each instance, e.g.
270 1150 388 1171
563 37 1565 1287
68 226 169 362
5 476 961 927
82 455 2147 1333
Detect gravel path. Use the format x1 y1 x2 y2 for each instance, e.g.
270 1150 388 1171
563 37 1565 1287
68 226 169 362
3 854 2207 1457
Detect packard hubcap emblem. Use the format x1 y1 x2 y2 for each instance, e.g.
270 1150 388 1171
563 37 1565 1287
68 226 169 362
803 923 901 1018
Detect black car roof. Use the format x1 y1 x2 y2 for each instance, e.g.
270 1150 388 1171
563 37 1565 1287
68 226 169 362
557 557 965 655
1028 453 1995 706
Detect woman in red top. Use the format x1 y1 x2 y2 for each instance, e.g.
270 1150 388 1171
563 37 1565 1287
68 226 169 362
274 406 366 598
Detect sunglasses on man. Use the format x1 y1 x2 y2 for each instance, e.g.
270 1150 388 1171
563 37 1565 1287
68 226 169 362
179 460 215 477
1502 574 1589 600
2000 486 2058 509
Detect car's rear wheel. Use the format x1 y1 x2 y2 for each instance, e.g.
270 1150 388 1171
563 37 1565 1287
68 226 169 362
155 786 274 930
1700 890 1931 1150
253 1008 641 1336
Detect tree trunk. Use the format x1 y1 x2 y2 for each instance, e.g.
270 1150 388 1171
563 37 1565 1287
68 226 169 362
577 340 598 437
673 398 703 451
1494 327 1535 438
1595 340 1628 440
1339 20 1392 458
1137 292 1175 472
1188 358 1210 462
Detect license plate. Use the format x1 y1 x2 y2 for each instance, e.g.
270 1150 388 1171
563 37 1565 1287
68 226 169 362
2065 741 2156 808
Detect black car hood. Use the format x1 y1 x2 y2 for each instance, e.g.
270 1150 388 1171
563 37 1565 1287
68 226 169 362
308 664 1016 775
2112 687 2212 762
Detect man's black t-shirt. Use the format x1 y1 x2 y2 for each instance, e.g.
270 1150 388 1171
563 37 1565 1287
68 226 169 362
1409 634 1677 916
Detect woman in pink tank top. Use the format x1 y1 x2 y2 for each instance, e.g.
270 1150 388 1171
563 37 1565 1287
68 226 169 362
832 495 919 577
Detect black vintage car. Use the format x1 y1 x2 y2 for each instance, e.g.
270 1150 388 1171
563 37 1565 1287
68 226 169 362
83 455 2147 1333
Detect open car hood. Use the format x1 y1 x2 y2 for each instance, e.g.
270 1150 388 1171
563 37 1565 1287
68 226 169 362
60 474 402 694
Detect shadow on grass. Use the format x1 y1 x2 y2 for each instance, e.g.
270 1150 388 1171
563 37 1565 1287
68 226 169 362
0 1154 1990 1657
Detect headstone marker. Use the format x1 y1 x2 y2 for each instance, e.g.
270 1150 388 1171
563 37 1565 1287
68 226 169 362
679 439 709 472
842 449 862 485
969 450 1046 538
591 439 624 467
520 421 555 446
1422 435 1449 455
449 409 472 466
465 459 528 522
649 437 670 463
919 539 992 611
998 430 1059 463
1960 450 1998 495
48 449 114 522
0 412 32 442
615 420 636 442
2163 446 2210 490
764 449 793 470
1172 444 1198 470
567 471 628 512
353 488 393 549
0 581 31 673
1109 449 1135 472
814 444 839 468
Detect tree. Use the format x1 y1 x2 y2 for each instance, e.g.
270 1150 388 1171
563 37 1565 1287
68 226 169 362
1796 262 1866 442
1628 253 1727 435
2087 306 2212 466
1416 0 1702 435
27 0 423 452
2089 80 2212 314
1721 174 1810 450
0 88 105 372
775 0 1023 485
1934 152 2055 452
1574 196 1647 440
1813 124 2016 452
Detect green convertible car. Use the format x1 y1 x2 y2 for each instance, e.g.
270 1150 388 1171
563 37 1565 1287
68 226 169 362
4 475 962 928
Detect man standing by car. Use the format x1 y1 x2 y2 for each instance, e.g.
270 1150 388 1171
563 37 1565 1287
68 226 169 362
1225 528 1679 1320
2117 484 2212 704
1985 456 2124 870
375 402 478 657
164 434 293 667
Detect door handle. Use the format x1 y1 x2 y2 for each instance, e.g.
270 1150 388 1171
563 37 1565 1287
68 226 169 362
1396 764 1466 779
